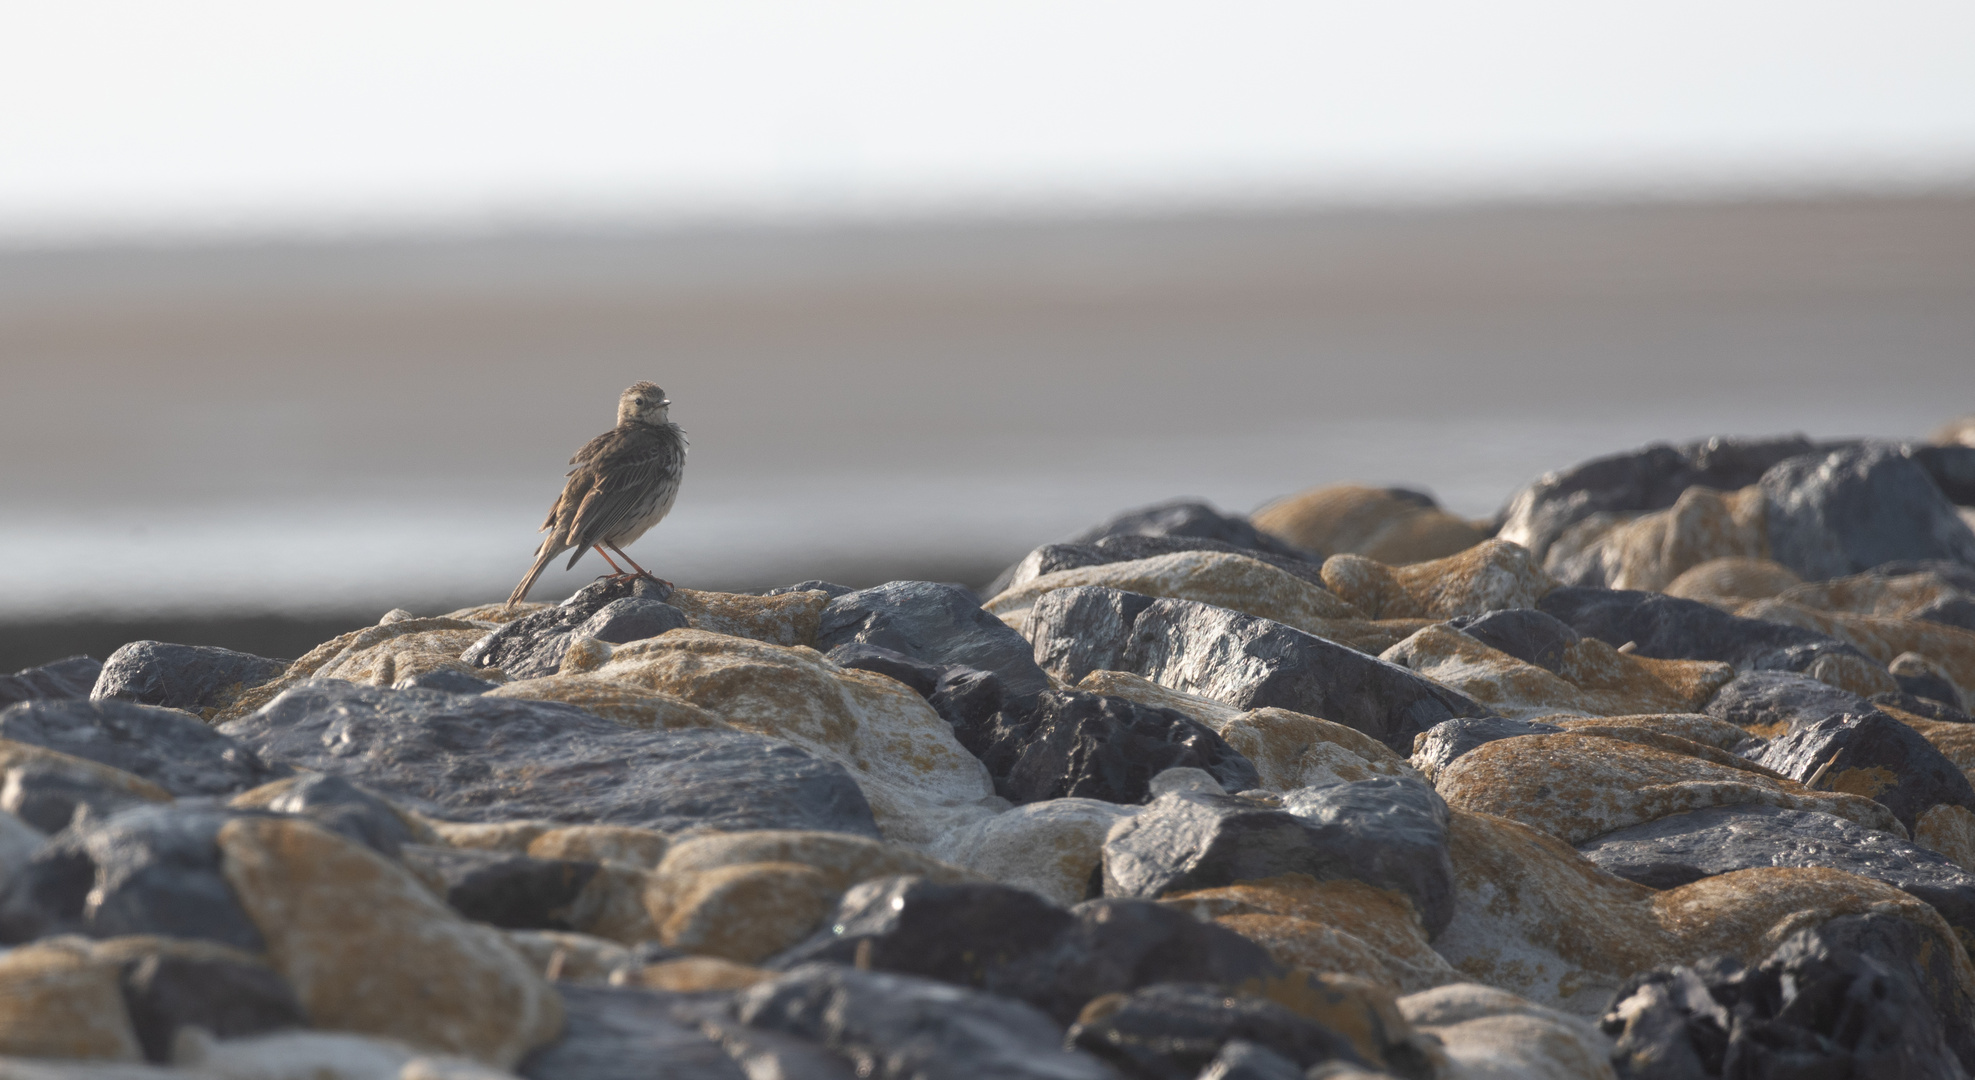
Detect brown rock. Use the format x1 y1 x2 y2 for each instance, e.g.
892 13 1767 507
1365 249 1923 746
1384 625 1734 720
1553 713 1758 752
0 938 141 1061
655 829 968 888
644 861 840 962
1916 804 1975 873
1663 556 1803 606
563 864 659 944
618 956 773 992
503 930 632 985
1738 598 1975 703
425 820 555 852
216 817 563 1067
527 824 671 869
1553 485 1767 593
1252 484 1488 564
312 628 491 688
1320 540 1554 621
1248 969 1434 1074
1435 731 1902 845
483 675 721 730
1777 569 1971 621
213 617 494 722
665 588 829 648
1161 875 1459 994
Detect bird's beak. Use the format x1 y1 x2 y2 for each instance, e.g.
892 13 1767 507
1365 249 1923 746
660 399 671 407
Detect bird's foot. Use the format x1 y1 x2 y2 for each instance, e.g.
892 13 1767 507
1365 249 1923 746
634 571 674 590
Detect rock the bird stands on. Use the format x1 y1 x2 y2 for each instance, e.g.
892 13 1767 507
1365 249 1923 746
3 426 1975 1078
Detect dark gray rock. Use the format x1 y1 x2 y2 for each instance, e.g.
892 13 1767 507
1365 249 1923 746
1067 982 1369 1080
1539 586 1879 676
816 581 1051 698
999 691 1259 806
0 656 101 709
91 642 287 713
733 963 1118 1080
1070 499 1317 558
765 580 855 599
0 803 265 950
1578 804 1975 938
1706 669 1868 733
1871 691 1973 724
392 669 500 694
1194 1040 1306 1080
0 761 151 833
464 577 676 680
253 773 417 857
1914 593 1975 633
575 598 691 645
769 876 1077 986
1409 716 1568 779
1029 589 1493 754
1442 609 1581 673
220 680 880 837
1761 442 1975 581
0 698 284 797
1915 444 1975 506
825 644 943 697
520 985 746 1080
400 843 597 930
1750 710 1975 833
1601 913 1973 1079
1898 665 1969 712
1497 435 1836 562
1102 780 1454 936
675 997 860 1080
988 534 1329 601
120 951 306 1063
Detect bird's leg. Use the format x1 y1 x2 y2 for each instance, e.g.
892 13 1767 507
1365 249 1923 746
591 545 636 581
606 543 672 589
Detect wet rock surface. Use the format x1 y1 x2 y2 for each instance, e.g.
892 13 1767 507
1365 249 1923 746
464 577 680 679
0 698 284 797
817 579 1051 697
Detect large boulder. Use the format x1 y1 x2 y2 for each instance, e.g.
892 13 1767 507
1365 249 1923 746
463 577 681 680
0 698 285 797
91 642 287 717
817 581 1050 698
953 689 1260 805
1761 442 1975 581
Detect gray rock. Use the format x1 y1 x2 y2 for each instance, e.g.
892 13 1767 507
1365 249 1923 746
1706 669 1867 732
1538 586 1878 676
0 656 102 709
399 843 597 930
1409 716 1568 780
768 876 1077 983
999 691 1260 806
91 642 286 713
1103 779 1454 937
464 577 676 680
1028 589 1492 754
734 963 1118 1080
392 669 500 694
1195 1041 1306 1080
1914 444 1975 506
1751 710 1975 833
989 534 1329 600
1896 665 1969 711
120 950 306 1063
1067 982 1369 1080
520 985 746 1080
253 773 417 857
1578 804 1975 937
220 680 880 837
1442 608 1581 673
817 581 1050 698
0 697 285 797
1068 499 1321 559
0 761 151 833
765 580 855 599
575 598 691 644
1761 442 1975 581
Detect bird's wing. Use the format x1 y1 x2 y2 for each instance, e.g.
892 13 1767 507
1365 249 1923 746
562 428 683 557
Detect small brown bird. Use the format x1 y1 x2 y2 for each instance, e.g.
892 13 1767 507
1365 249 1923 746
506 382 688 607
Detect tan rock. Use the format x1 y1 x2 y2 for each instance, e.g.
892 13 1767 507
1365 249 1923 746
985 549 1365 628
1886 708 1975 777
1398 983 1617 1080
0 938 141 1061
644 861 839 962
484 675 721 730
0 739 172 806
1775 569 1970 621
617 956 774 993
1552 713 1757 752
1566 485 1768 594
527 824 671 869
216 817 563 1067
1935 415 1975 447
1435 732 1902 845
1664 556 1803 606
665 588 829 647
592 631 998 846
656 829 969 888
1891 652 1969 711
1248 970 1434 1075
1916 804 1975 873
929 798 1136 906
1161 875 1459 995
562 864 659 944
1433 809 1975 1015
1320 540 1554 621
1738 598 1975 703
1252 484 1488 564
1383 625 1733 720
503 930 632 985
424 820 554 852
214 617 494 721
229 776 442 845
441 602 545 625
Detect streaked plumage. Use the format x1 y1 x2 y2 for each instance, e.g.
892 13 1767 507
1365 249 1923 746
507 382 687 607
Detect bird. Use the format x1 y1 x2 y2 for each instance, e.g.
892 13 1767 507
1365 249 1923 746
506 381 688 607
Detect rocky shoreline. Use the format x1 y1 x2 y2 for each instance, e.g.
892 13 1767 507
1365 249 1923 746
2 425 1974 1079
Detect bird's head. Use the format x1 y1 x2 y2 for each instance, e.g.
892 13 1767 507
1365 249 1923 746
618 382 671 426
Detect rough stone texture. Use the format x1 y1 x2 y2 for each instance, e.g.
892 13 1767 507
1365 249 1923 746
94 935 307 1063
992 534 1333 603
1431 808 1975 1016
733 963 1117 1080
1028 588 1491 755
0 744 167 834
1601 913 1972 1079
1553 712 1761 751
817 580 1050 697
1441 607 1581 672
1397 984 1616 1080
666 587 829 647
0 698 284 797
214 616 500 722
646 861 839 962
1578 803 1975 938
572 598 691 645
518 984 744 1080
1544 484 1768 591
399 844 598 930
463 578 674 680
1067 981 1371 1080
1738 596 1975 704
1160 874 1460 995
222 679 881 838
0 657 102 710
1253 483 1488 565
975 689 1260 806
1663 555 1804 606
90 642 287 717
654 829 967 890
1408 717 1565 783
1751 709 1975 833
1103 780 1454 936
218 816 564 1068
587 631 995 846
1894 650 1971 710
1919 803 1975 873
528 825 670 870
229 772 426 857
314 626 495 689
1704 667 1868 737
0 938 143 1061
1435 731 1901 845
987 549 1365 636
1761 441 1975 581
1382 624 1734 720
1319 540 1554 621
768 875 1077 985
928 798 1137 906
1068 498 1316 559
1778 566 1975 620
484 675 721 730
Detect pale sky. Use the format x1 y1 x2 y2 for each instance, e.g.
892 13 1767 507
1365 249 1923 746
3 1 1975 240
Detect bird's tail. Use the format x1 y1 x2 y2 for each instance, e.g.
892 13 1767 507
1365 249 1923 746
506 543 560 608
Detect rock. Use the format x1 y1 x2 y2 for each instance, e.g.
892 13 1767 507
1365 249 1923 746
1663 555 1803 605
1442 608 1580 671
1430 807 1971 1015
765 580 855 598
0 937 143 1061
1920 804 1975 872
0 803 267 949
986 551 1369 643
1705 667 1869 736
1070 498 1316 558
586 631 994 846
619 956 773 993
0 698 284 797
1 753 159 834
928 798 1137 905
1027 589 1492 754
395 669 501 694
483 675 722 731
988 690 1260 806
1380 624 1734 720
504 930 634 985
1102 779 1454 936
91 643 287 717
1737 596 1975 705
463 578 676 680
1895 651 1970 710
1436 730 1901 845
170 1028 507 1080
229 773 427 857
665 588 831 647
399 844 598 931
1068 982 1371 1080
0 807 43 875
1601 912 1972 1079
1319 540 1554 621
733 962 1117 1080
1578 803 1975 936
1397 984 1616 1080
218 816 564 1067
92 936 307 1064
1751 708 1975 833
1193 1040 1305 1080
1774 566 1974 620
1408 717 1565 783
215 616 505 723
0 657 102 709
1918 442 1975 505
823 643 943 697
516 984 745 1080
1252 483 1488 565
527 825 670 870
768 876 1076 983
1761 442 1975 581
646 861 838 962
653 829 966 891
221 680 881 838
990 534 1332 600
573 599 690 645
1543 483 1768 591
816 580 1050 697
